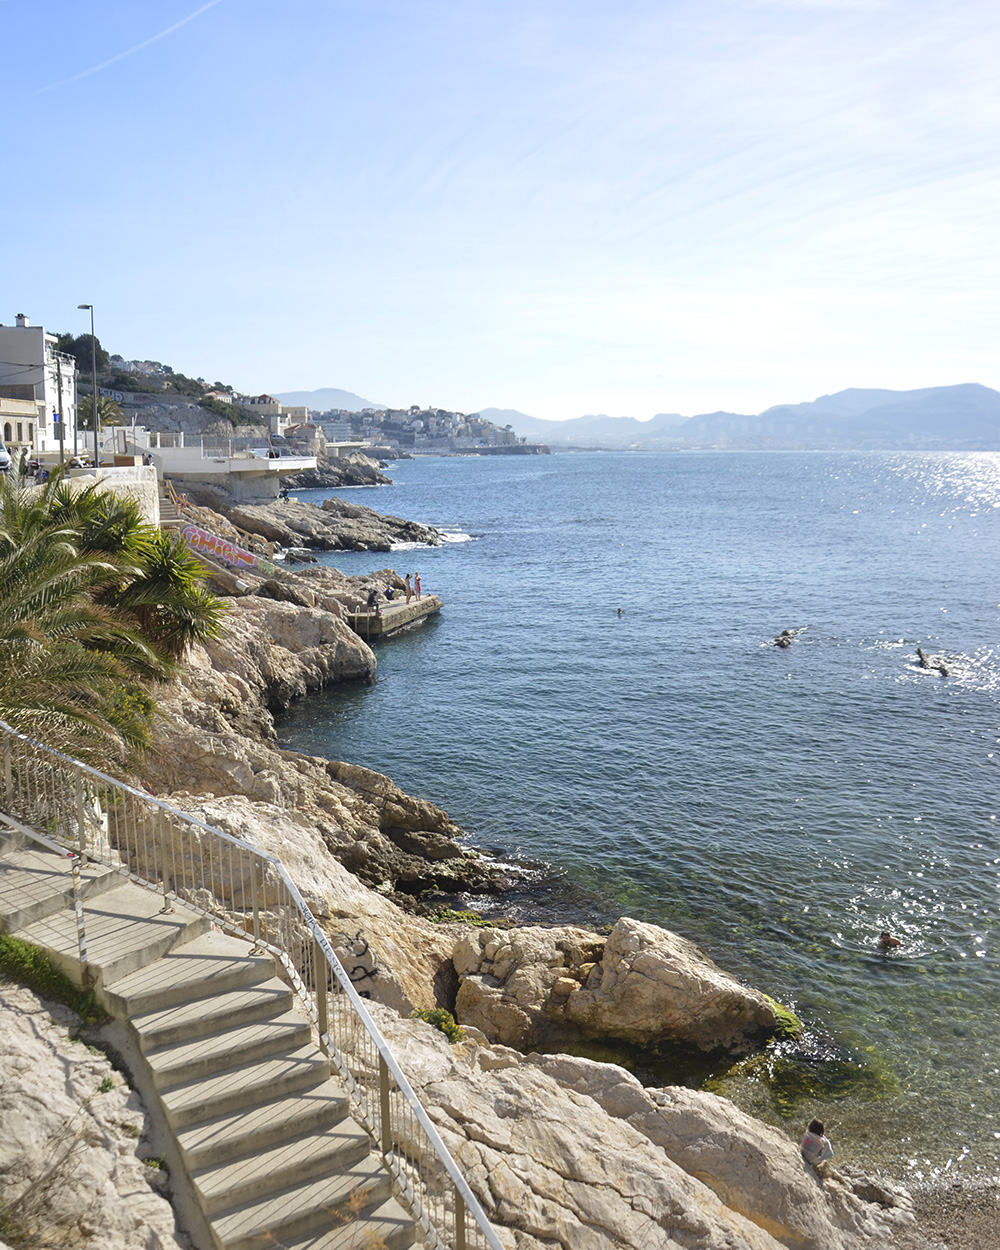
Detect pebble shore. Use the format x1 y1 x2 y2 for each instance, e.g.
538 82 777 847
911 1181 1000 1249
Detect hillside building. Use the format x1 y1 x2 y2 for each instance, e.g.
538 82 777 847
0 314 79 458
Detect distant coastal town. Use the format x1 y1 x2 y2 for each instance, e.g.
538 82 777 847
0 316 548 477
104 355 551 456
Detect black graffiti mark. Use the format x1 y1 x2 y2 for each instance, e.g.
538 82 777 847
339 929 379 1000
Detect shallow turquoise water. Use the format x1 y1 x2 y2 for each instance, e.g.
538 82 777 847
278 452 1000 1180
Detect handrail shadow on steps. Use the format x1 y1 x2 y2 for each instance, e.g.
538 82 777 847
0 719 502 1250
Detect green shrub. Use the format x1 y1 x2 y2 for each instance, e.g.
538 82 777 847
0 933 105 1024
198 395 238 422
410 1008 465 1043
430 908 492 927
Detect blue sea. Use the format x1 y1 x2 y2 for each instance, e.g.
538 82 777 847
278 451 1000 1182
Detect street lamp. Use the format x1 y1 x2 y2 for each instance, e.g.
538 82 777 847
77 304 99 468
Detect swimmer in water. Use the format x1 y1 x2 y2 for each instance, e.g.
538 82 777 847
879 931 902 950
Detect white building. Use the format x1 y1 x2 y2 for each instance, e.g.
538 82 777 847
113 427 316 503
0 314 79 456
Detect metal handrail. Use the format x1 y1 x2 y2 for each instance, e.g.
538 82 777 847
0 720 502 1250
162 479 276 561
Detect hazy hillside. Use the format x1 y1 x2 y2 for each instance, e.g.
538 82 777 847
274 387 384 411
479 408 687 446
484 385 1000 450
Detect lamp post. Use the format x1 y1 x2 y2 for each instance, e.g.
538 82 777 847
77 304 99 468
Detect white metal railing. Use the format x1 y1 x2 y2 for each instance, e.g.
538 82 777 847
0 720 502 1250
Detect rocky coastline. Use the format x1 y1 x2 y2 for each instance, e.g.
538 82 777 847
137 615 939 1247
0 490 971 1249
283 450 394 489
200 493 444 553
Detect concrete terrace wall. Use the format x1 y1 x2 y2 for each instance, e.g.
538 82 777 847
61 464 160 525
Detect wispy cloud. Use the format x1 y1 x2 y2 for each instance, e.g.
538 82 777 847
36 0 226 95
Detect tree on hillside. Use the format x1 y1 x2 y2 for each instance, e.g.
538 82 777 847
0 474 226 771
54 332 109 375
77 394 125 429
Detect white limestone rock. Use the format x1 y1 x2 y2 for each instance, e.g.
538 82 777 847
0 981 185 1250
146 611 498 898
366 1007 928 1250
454 918 780 1052
528 1055 921 1250
159 792 456 1013
566 917 781 1051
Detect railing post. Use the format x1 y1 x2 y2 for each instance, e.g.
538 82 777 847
379 1053 392 1160
2 733 10 799
75 773 87 856
315 936 329 1053
157 809 174 913
249 856 262 948
70 854 89 977
455 1189 468 1250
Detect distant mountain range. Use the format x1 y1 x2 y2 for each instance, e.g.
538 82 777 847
274 387 384 411
480 385 1000 450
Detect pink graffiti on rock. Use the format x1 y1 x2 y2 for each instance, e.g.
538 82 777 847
181 524 257 570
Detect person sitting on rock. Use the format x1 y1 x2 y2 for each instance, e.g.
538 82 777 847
801 1119 834 1170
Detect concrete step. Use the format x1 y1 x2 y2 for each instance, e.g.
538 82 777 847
213 1155 392 1250
175 1079 352 1170
103 930 275 1016
193 1120 373 1216
132 979 293 1051
14 878 209 988
0 844 122 933
146 1009 313 1090
277 1198 417 1250
161 1044 331 1130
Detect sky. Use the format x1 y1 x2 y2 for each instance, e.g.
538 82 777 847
2 0 999 420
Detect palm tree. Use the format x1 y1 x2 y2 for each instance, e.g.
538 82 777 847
46 479 225 659
0 470 225 770
0 513 165 768
108 527 227 660
77 394 124 429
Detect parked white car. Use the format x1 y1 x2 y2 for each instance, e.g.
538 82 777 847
0 443 11 472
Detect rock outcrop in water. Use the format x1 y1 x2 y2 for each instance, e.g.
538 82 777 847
454 918 785 1052
284 450 393 489
210 496 443 552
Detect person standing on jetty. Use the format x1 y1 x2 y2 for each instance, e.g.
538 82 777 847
404 573 412 604
414 572 422 600
800 1119 834 1172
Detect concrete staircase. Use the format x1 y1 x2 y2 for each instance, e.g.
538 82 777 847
158 482 183 530
0 836 417 1250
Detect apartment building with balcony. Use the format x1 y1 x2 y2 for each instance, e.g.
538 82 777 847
0 314 79 457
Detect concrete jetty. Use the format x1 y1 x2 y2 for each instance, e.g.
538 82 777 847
346 593 442 640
